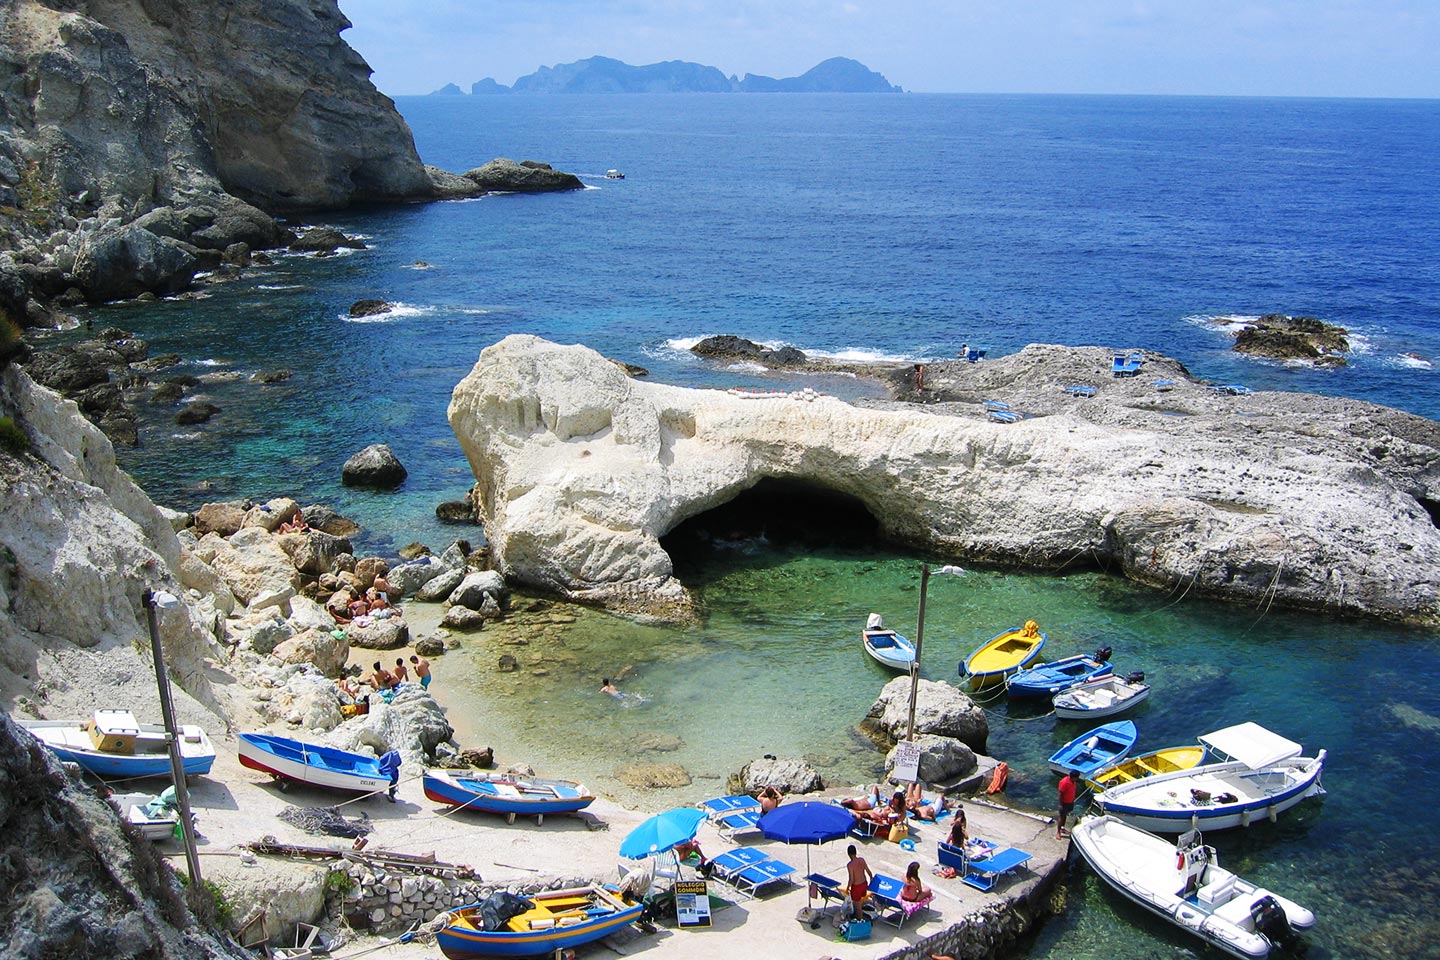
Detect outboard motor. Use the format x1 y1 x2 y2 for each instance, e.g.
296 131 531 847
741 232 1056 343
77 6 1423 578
1093 646 1113 663
1250 895 1294 946
1125 670 1146 684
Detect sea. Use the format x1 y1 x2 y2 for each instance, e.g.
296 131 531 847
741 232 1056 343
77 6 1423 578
50 94 1440 959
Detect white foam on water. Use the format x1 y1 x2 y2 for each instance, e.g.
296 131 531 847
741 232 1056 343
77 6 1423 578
724 361 769 373
257 284 304 291
1185 313 1262 335
192 358 225 367
662 334 716 351
339 302 436 324
806 345 916 364
1394 352 1433 369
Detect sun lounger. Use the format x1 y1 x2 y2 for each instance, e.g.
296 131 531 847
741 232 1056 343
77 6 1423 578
714 809 762 840
866 873 931 929
697 795 759 818
982 399 1010 412
709 849 795 897
988 409 1022 424
1064 384 1097 398
962 846 1032 891
804 872 848 916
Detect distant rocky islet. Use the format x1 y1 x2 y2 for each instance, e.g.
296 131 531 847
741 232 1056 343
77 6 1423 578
434 55 904 95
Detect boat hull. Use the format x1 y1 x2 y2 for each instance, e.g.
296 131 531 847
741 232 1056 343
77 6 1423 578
423 770 595 820
238 733 393 794
20 718 216 778
962 626 1046 688
1052 676 1151 719
1072 816 1314 960
862 628 916 671
1094 752 1326 832
437 886 642 959
1048 720 1138 777
1088 745 1208 791
1007 655 1113 698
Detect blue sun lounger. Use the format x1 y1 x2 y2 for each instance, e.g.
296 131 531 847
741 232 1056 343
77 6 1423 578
867 873 932 929
715 809 763 840
962 846 1032 891
709 848 796 898
697 795 759 818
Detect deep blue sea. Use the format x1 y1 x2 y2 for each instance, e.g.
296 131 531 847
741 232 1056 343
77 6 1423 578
59 94 1440 959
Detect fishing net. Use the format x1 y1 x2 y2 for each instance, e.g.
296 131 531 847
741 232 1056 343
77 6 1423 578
278 805 373 838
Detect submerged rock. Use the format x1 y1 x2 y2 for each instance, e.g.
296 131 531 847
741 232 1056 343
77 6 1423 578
348 298 392 317
1232 313 1349 366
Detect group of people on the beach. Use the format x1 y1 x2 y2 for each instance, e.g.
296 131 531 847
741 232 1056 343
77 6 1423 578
331 574 396 625
334 654 433 713
841 781 949 829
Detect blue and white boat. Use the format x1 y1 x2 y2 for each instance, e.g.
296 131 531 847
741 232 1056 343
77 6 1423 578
1048 720 1138 777
20 710 216 778
437 885 643 958
1093 723 1326 832
423 768 595 824
1007 649 1114 698
1052 672 1151 719
862 613 916 671
238 733 399 794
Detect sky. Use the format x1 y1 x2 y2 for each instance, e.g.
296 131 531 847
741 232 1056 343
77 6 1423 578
337 0 1440 99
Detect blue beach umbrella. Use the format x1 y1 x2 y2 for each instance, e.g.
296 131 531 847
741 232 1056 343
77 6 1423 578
619 807 706 860
758 801 857 903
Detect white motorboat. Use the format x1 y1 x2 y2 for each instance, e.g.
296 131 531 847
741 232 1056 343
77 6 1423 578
20 710 216 778
1072 815 1314 959
1093 722 1325 832
1052 671 1150 719
108 789 183 841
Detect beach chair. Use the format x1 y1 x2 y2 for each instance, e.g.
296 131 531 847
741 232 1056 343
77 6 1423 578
866 873 931 929
804 872 848 921
1064 385 1097 398
962 846 1032 892
697 795 759 819
714 809 763 841
709 849 795 898
988 409 1022 424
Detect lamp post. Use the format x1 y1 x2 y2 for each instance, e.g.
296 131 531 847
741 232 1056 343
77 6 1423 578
905 564 966 744
143 589 203 889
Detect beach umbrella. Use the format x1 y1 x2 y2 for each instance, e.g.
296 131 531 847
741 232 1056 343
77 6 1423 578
757 801 857 904
619 807 706 860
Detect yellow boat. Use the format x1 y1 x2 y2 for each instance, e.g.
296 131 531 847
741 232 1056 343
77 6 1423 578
961 621 1047 688
1086 745 1208 791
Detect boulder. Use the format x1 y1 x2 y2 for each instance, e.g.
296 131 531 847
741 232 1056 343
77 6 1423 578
617 762 692 789
209 526 302 605
194 502 247 537
439 605 485 631
71 223 198 301
243 497 302 533
438 541 470 570
413 635 446 657
252 369 291 383
353 556 388 588
385 556 445 597
397 541 431 560
289 227 366 253
727 756 824 796
447 570 507 611
435 499 474 523
323 684 454 768
349 299 392 317
227 608 296 655
272 627 349 677
175 401 219 425
884 734 977 783
286 595 338 634
415 566 465 602
302 503 361 537
462 158 584 193
864 677 989 753
346 617 409 650
276 529 353 576
341 443 407 488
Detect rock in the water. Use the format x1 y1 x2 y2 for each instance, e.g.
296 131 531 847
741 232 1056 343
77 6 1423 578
691 335 809 368
302 503 361 537
1232 313 1349 366
462 158 585 193
413 635 446 657
440 605 486 631
448 570 507 611
290 227 366 253
864 677 989 753
435 499 475 523
175 401 220 425
349 299 393 317
617 761 692 788
398 541 432 560
253 369 292 383
341 443 407 488
728 756 824 795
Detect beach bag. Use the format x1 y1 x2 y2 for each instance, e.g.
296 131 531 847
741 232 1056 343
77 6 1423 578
888 821 909 843
839 918 872 942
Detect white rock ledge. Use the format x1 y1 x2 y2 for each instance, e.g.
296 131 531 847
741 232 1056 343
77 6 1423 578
448 335 1440 624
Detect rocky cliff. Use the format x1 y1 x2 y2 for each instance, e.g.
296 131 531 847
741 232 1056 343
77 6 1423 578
448 335 1440 624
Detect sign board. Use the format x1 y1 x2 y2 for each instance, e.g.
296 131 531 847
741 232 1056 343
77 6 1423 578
674 880 712 928
893 740 921 783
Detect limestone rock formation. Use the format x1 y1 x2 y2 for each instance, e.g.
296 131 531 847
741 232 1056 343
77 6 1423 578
728 756 825 795
885 733 978 783
462 159 584 194
341 443 407 488
321 685 454 769
865 678 990 753
448 335 1440 624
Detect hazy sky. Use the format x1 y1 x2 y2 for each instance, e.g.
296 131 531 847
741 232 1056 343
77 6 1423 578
338 1 1440 99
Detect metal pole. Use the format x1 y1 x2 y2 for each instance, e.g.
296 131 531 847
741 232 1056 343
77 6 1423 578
906 563 931 743
143 589 203 888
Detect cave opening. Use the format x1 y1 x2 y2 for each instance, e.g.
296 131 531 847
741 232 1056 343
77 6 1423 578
1418 495 1440 530
661 477 883 578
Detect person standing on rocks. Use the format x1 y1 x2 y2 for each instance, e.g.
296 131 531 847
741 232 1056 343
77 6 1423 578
410 654 432 689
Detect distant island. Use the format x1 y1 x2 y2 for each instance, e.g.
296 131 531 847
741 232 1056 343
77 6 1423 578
429 56 903 95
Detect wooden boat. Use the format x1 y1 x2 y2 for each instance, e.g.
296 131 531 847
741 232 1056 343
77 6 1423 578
108 790 182 841
1052 672 1150 719
1048 720 1138 777
1072 816 1315 959
1087 745 1208 792
238 733 399 794
436 885 643 958
20 710 216 778
423 769 595 824
1007 649 1113 698
1093 722 1326 832
862 613 916 671
961 621 1047 688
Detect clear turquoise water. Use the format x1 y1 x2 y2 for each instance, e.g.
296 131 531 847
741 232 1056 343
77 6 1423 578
44 94 1440 959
